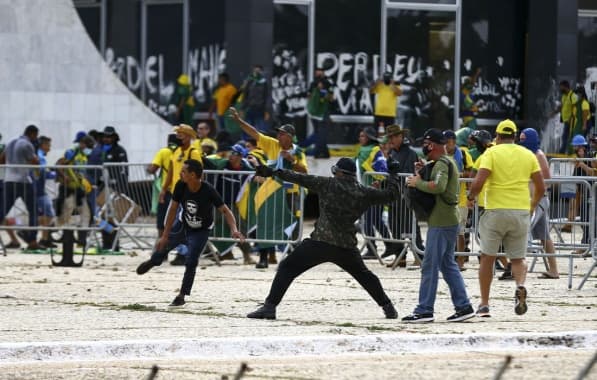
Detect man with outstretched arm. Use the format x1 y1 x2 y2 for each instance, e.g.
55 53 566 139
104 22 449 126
246 157 401 320
136 159 244 307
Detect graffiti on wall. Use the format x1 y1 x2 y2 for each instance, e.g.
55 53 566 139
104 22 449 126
271 50 524 128
271 48 308 118
104 44 226 119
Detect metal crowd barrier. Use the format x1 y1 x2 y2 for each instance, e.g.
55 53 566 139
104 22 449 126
1 163 305 257
359 170 596 290
358 172 415 268
97 164 306 253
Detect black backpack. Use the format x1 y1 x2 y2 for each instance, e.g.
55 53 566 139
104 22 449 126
403 156 457 221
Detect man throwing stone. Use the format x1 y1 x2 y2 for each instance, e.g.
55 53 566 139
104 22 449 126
247 157 401 320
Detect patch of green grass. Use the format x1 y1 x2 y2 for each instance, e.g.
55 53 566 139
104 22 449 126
119 303 157 312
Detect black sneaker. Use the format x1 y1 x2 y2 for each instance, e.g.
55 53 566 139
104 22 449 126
247 303 276 319
136 260 155 275
476 305 491 318
170 254 186 266
498 264 513 280
169 295 185 308
39 239 57 249
514 286 528 315
447 305 476 322
382 302 398 319
401 313 434 323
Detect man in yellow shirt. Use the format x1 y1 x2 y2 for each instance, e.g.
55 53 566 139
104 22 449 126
229 106 308 266
468 120 545 318
370 72 402 129
159 124 203 265
209 73 237 132
229 107 307 174
559 80 578 153
148 134 179 237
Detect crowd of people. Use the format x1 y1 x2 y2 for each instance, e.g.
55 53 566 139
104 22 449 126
0 125 130 251
1 68 592 323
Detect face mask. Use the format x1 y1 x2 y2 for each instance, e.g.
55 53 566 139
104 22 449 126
83 147 92 156
102 144 111 152
422 144 432 157
475 141 486 153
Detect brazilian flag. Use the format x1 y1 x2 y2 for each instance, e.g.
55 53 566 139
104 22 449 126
253 177 297 248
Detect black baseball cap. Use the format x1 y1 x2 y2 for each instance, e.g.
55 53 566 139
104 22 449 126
423 128 447 144
331 157 356 176
277 124 296 136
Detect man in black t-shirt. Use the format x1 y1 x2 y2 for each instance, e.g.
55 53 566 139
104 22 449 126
136 159 244 307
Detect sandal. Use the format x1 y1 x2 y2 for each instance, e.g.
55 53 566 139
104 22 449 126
539 272 560 279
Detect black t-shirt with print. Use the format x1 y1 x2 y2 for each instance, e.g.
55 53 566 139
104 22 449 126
172 180 224 230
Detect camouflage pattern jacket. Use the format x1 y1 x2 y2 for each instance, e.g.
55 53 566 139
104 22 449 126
275 170 400 249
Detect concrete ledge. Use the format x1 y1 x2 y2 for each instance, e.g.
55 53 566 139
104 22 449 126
1 331 595 364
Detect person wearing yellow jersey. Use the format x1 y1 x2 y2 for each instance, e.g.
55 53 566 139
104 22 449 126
370 72 402 129
229 107 307 176
468 120 545 318
558 80 578 154
148 134 179 237
192 122 218 154
209 73 238 132
159 124 203 265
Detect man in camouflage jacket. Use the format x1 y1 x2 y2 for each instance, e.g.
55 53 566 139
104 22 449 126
247 157 401 320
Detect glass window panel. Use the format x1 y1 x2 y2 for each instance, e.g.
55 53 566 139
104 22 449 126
75 6 101 51
189 0 226 112
461 0 526 121
578 15 597 105
314 0 380 145
145 3 183 119
272 3 309 140
387 9 455 134
388 0 456 4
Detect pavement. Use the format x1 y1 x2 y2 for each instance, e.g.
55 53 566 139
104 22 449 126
0 222 596 379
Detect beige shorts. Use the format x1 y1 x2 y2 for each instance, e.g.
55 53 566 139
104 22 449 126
479 209 530 259
458 206 468 235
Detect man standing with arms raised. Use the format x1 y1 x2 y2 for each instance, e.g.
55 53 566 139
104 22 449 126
467 120 545 317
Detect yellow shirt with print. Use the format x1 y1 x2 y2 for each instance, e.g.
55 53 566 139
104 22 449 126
169 145 203 193
371 83 399 117
151 147 173 188
478 144 540 211
213 83 238 116
257 133 308 193
561 91 578 123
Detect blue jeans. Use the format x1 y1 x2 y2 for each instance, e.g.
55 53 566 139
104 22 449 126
415 225 471 314
149 219 210 296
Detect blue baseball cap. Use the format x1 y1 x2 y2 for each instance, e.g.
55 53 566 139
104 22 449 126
73 131 87 143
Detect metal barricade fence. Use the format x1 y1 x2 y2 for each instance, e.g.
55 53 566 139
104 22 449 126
359 172 416 267
0 163 109 253
99 164 305 254
358 171 595 289
549 157 597 177
578 181 597 290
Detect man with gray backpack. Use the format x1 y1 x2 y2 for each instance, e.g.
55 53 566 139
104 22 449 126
402 129 475 323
